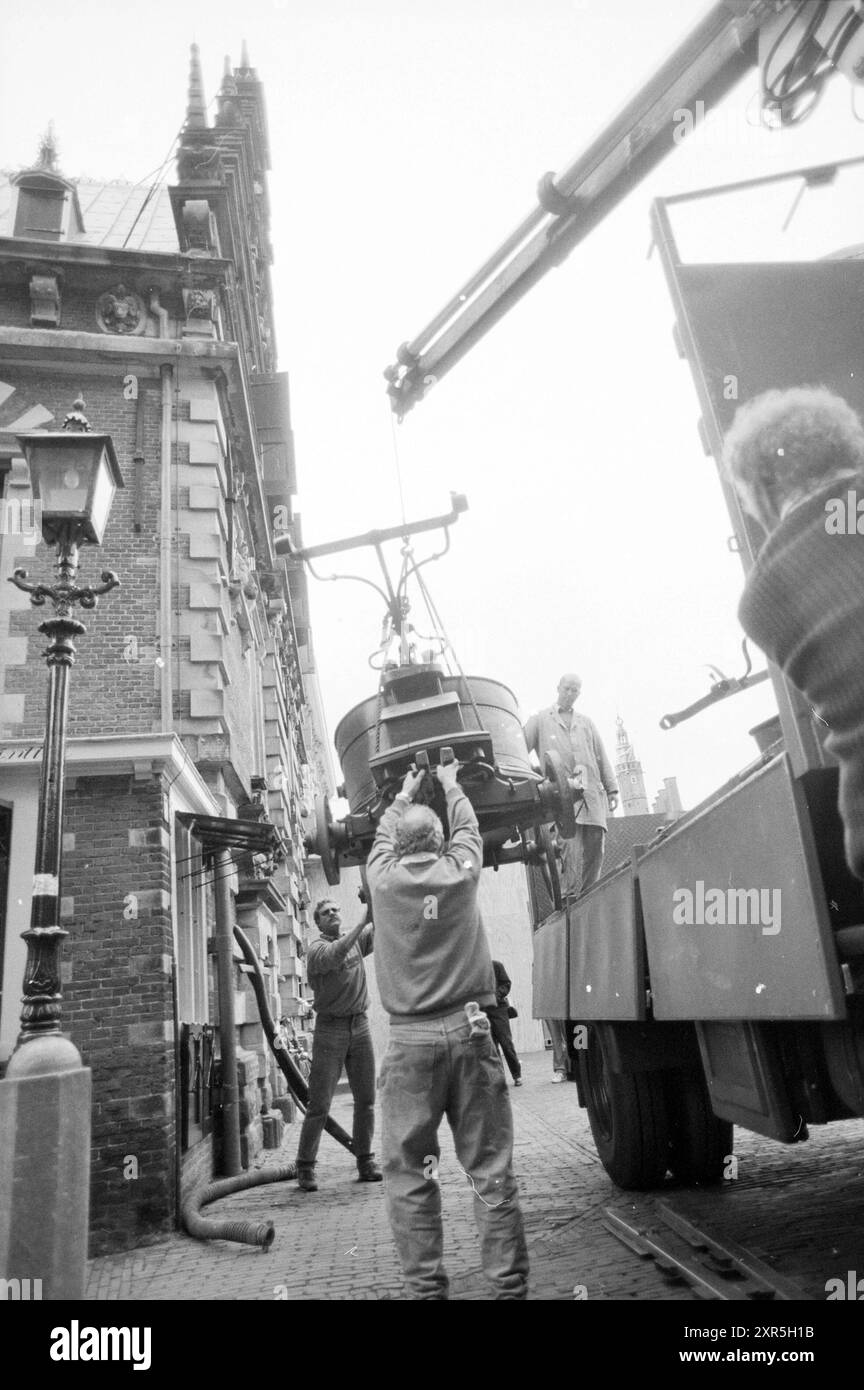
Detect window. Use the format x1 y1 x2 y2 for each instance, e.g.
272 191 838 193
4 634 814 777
174 821 211 1024
14 188 65 240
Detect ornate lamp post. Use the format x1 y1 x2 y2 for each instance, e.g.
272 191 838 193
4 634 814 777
0 397 123 1299
8 397 123 1055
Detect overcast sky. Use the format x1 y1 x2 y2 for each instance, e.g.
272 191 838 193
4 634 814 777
3 1 861 810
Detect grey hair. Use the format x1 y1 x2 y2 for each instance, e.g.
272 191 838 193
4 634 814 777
393 805 444 857
722 386 864 531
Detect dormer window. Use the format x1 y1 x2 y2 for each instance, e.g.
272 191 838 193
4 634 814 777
11 169 83 242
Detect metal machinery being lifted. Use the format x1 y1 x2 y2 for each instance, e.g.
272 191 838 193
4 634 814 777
374 0 864 1192
274 497 578 908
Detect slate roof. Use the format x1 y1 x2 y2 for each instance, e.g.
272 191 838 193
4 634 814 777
0 174 179 253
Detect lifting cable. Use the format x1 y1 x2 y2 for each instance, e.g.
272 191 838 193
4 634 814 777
389 407 408 528
371 399 483 753
410 557 485 736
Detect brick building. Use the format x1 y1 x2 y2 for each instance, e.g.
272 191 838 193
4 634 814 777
0 48 331 1253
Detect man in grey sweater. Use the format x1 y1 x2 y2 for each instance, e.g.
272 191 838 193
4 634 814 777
724 385 864 883
295 897 381 1191
367 760 529 1300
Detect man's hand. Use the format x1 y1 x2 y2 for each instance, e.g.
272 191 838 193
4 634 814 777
436 760 460 792
400 766 426 802
607 793 619 813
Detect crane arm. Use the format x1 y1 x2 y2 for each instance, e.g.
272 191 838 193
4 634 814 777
384 0 781 418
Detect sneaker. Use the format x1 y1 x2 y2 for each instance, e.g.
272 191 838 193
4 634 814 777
357 1159 383 1183
297 1164 318 1192
551 1072 565 1084
513 1078 523 1087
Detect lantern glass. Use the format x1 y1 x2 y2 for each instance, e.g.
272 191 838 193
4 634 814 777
30 443 97 515
18 431 123 545
88 449 116 543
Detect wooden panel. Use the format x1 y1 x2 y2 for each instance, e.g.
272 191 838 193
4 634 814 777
639 756 846 1021
532 911 568 1019
568 863 646 1020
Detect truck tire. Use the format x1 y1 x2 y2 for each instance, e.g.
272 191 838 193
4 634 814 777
667 1073 733 1185
579 1025 672 1189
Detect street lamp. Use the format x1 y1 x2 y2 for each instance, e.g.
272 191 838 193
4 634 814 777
0 397 122 1300
7 396 123 1057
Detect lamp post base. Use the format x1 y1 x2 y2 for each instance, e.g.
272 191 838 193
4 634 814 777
0 1053 91 1300
5 1031 84 1078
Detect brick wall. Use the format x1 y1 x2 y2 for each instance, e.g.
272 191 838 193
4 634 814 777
0 284 181 338
0 90 328 1260
1 367 164 741
61 772 176 1255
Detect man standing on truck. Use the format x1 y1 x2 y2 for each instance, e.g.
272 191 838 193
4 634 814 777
367 760 529 1300
295 897 381 1192
525 674 618 1080
525 674 619 897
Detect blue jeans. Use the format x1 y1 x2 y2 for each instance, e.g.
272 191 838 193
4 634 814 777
379 1008 529 1300
297 1013 376 1165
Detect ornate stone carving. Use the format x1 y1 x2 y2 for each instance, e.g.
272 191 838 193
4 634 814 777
183 287 216 320
96 284 145 335
181 286 217 338
29 271 61 327
228 511 259 651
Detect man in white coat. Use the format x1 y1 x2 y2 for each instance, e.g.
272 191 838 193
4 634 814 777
525 673 618 1080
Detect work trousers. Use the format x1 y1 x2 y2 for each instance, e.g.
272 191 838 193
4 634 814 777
559 823 606 899
379 1008 529 1300
484 1005 521 1081
545 1018 570 1075
297 1012 376 1165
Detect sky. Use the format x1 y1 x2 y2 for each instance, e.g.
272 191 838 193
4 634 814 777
2 0 862 811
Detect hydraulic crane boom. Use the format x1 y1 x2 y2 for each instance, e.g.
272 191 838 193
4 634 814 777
384 0 780 418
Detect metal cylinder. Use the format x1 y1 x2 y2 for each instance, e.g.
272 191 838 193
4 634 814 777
334 674 533 813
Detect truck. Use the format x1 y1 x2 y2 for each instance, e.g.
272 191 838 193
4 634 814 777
382 0 864 1188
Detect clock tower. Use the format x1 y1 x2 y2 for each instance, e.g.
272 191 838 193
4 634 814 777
615 717 650 816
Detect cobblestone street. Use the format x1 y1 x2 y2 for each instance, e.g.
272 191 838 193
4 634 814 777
86 1049 864 1302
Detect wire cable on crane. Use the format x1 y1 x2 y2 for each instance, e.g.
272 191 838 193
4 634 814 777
388 408 408 528
760 0 864 126
409 556 485 735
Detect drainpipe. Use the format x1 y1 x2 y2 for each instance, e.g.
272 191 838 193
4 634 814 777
159 362 174 729
149 291 170 339
214 849 242 1176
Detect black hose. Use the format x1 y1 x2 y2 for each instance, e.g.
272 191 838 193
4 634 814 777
233 923 355 1153
182 1164 296 1249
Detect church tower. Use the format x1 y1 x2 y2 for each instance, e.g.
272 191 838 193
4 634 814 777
615 717 650 816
